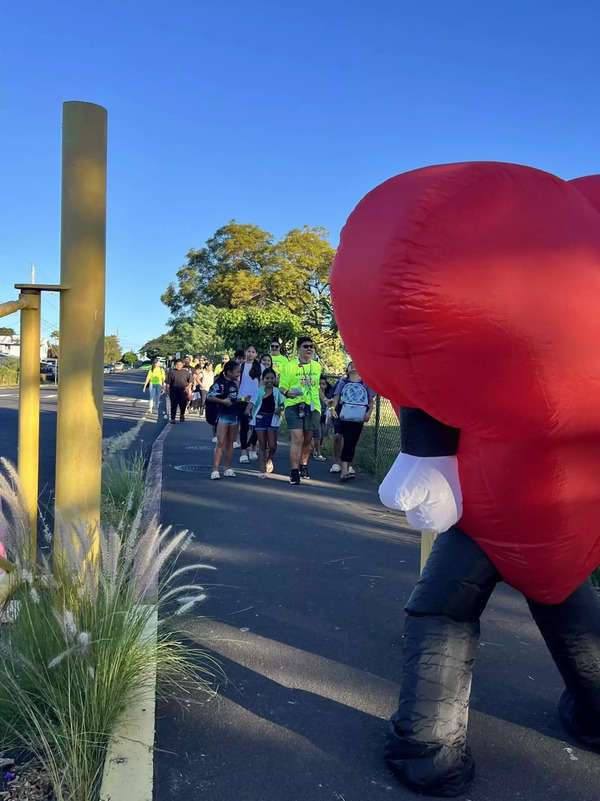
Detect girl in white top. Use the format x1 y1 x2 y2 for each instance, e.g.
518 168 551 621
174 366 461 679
238 345 261 463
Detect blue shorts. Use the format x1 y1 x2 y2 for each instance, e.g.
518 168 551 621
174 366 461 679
254 413 277 430
218 413 238 426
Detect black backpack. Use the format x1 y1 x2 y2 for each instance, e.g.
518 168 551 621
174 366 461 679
205 377 227 426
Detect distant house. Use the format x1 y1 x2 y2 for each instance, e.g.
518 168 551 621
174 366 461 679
0 334 49 361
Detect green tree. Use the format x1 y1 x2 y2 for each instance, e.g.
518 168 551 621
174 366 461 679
0 327 16 336
140 305 224 363
139 334 178 360
161 220 344 369
216 307 303 354
161 222 338 317
47 330 59 359
161 222 275 315
121 351 137 366
103 334 121 364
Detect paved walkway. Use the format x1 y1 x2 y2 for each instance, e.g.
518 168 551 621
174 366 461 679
154 418 600 801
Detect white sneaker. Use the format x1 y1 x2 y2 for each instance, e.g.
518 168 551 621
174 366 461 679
224 468 236 478
249 451 258 461
210 471 220 480
330 463 341 473
239 454 249 464
212 436 218 444
266 459 274 474
233 441 241 449
349 465 355 475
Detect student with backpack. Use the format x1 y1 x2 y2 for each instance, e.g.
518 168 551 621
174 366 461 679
331 362 375 481
206 360 242 479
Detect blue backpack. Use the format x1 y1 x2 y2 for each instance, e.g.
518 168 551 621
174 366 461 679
339 380 370 422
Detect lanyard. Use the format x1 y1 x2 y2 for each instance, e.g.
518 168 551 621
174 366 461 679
297 361 314 400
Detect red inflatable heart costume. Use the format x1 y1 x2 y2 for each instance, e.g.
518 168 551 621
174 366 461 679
331 162 600 604
331 163 600 797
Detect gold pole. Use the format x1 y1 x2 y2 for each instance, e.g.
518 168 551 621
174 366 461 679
0 299 28 318
55 101 107 567
18 289 41 558
420 531 436 573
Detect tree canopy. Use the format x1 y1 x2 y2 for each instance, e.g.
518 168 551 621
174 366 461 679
103 335 121 364
216 307 303 355
152 220 345 372
121 351 137 365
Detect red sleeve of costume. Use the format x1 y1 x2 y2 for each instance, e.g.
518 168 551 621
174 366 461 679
331 162 600 603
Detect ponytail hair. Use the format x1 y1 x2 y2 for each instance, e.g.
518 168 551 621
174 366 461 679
249 359 262 381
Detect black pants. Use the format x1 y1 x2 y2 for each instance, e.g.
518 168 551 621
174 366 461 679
340 420 364 461
199 389 207 414
169 388 187 421
238 405 251 448
386 527 600 797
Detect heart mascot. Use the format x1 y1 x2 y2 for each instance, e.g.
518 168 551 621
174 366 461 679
330 162 600 796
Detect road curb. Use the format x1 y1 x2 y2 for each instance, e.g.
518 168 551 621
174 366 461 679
99 422 171 801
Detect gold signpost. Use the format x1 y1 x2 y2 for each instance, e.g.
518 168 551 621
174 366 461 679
420 531 436 573
54 101 107 566
0 100 107 571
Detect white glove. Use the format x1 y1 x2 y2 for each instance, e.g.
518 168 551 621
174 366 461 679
378 452 462 533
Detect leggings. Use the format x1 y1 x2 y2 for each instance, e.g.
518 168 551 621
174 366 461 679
340 420 364 462
169 388 187 421
238 406 251 448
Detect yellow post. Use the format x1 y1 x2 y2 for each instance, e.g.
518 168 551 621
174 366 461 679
420 531 436 573
54 101 107 566
18 289 41 557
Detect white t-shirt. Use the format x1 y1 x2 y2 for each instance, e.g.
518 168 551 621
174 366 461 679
239 362 259 402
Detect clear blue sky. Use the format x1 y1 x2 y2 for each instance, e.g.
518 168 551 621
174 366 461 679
1 0 599 353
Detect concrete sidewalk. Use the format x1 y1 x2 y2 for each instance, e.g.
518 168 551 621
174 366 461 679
154 418 600 801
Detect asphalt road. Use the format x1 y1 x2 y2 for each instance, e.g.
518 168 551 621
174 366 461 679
0 368 166 523
155 419 600 801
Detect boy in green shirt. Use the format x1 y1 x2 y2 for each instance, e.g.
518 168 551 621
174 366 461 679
278 336 322 484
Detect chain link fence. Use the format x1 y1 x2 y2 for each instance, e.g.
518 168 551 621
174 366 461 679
372 395 401 480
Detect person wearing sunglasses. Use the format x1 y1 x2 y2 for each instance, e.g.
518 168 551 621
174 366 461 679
279 336 322 484
269 340 289 378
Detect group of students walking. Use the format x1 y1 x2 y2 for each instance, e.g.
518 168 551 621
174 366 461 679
142 337 375 486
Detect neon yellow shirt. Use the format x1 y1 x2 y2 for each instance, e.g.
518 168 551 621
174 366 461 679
279 359 322 408
146 366 165 385
271 354 289 376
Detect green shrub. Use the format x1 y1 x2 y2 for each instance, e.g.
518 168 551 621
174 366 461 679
101 451 146 531
0 366 18 385
0 459 218 801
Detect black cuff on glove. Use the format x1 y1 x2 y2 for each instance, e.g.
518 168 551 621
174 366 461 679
400 407 460 457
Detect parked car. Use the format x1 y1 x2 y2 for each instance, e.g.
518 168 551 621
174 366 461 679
104 364 114 374
113 362 124 372
40 362 57 381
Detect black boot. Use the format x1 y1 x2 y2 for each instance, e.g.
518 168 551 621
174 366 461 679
386 528 500 797
385 613 477 796
528 579 600 751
